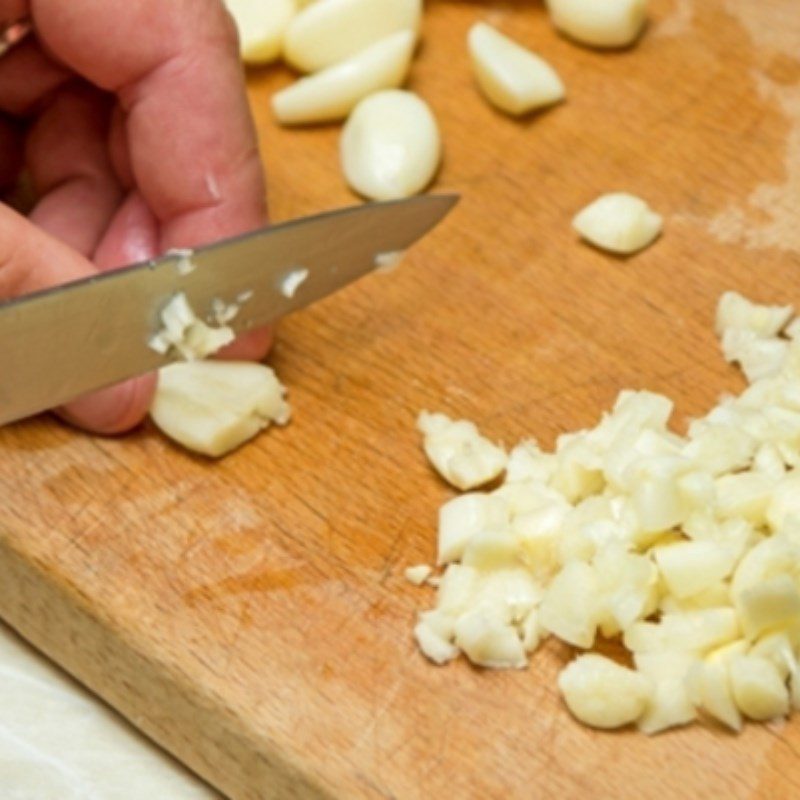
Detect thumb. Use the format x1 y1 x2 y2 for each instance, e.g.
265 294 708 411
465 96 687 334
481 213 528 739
0 203 155 433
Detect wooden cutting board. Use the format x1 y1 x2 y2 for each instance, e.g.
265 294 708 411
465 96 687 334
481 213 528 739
3 1 800 798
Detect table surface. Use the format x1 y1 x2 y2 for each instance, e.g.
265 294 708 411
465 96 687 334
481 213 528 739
3 1 800 798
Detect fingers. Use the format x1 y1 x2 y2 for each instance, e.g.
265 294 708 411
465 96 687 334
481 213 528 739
25 84 122 256
0 113 22 189
0 204 154 432
0 37 69 117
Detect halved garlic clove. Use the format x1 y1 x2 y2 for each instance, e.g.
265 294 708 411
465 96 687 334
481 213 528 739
273 29 415 124
283 0 421 73
223 0 295 65
468 22 565 116
558 654 652 729
572 192 662 255
341 90 441 201
150 361 290 458
545 0 649 49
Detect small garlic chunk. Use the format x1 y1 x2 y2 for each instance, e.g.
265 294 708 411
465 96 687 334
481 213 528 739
148 293 234 361
558 654 652 729
454 608 527 669
404 564 433 585
272 30 415 124
721 329 789 384
150 361 290 458
418 411 507 491
223 0 295 65
467 22 565 116
341 90 441 201
715 292 793 339
283 0 421 73
545 0 649 49
539 561 599 649
280 267 310 299
730 655 790 721
653 540 738 599
414 618 459 665
572 192 662 255
634 652 697 734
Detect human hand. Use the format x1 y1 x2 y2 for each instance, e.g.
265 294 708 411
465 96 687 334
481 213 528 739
0 0 272 434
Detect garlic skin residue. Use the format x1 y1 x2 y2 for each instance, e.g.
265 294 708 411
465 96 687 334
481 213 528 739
150 361 290 458
410 292 800 734
283 0 421 73
273 29 415 125
224 0 295 65
545 0 649 49
468 22 565 116
572 192 662 255
340 90 441 201
148 293 234 361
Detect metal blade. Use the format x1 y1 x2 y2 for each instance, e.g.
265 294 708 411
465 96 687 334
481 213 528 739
0 194 458 425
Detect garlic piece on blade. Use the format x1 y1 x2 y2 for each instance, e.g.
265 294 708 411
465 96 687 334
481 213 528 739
558 654 651 729
418 411 506 491
546 0 648 49
573 192 662 255
273 30 415 124
150 361 290 458
284 0 421 73
468 22 565 116
341 90 441 201
223 0 295 65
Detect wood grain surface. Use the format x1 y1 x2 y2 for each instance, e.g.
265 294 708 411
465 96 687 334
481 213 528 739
3 1 800 798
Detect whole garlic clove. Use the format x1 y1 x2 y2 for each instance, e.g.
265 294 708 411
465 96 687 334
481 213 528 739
468 22 565 116
545 0 649 49
572 192 662 255
272 30 415 125
341 90 442 201
284 0 421 73
223 0 295 65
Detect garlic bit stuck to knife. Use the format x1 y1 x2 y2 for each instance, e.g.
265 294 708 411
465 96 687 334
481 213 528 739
223 0 295 65
572 192 662 255
283 0 421 73
468 22 565 116
545 0 649 49
340 90 441 201
273 29 415 125
148 292 235 361
150 361 290 458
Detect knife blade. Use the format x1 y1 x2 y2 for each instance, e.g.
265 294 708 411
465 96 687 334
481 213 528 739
0 194 458 425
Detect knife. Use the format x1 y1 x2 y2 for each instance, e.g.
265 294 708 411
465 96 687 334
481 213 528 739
0 194 458 425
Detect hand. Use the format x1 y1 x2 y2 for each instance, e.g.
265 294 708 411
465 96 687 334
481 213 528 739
0 0 272 434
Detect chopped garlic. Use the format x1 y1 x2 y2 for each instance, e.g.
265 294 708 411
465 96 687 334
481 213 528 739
148 292 235 361
166 247 196 276
340 90 441 201
404 564 433 585
468 22 565 116
283 0 421 73
149 361 290 457
224 0 295 65
373 250 405 273
407 291 800 736
572 192 662 255
280 267 310 299
272 30 415 124
413 619 458 665
545 0 648 49
558 654 652 729
418 411 507 491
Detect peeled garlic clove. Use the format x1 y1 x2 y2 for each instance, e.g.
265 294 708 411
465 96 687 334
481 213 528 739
150 361 290 458
545 0 648 49
284 0 421 73
558 654 651 729
572 192 662 255
224 0 295 65
467 22 565 116
272 30 415 124
341 90 441 201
